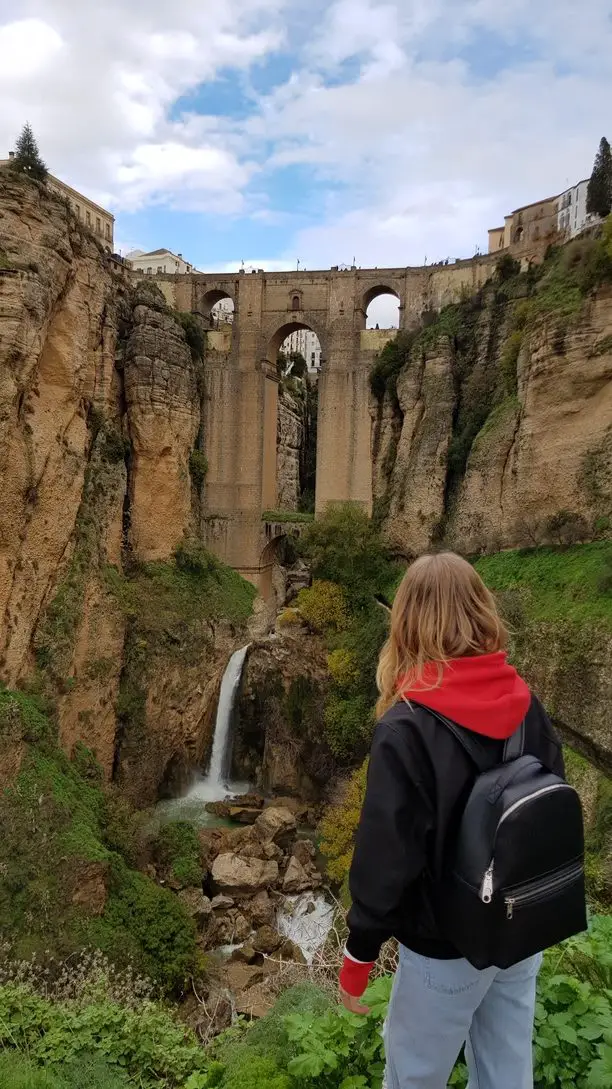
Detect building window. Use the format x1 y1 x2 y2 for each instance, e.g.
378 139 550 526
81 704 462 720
75 204 80 219
86 211 91 226
96 217 101 234
147 267 152 274
105 223 111 240
157 266 163 274
292 294 300 311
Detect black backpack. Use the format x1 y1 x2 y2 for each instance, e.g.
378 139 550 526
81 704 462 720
432 712 587 970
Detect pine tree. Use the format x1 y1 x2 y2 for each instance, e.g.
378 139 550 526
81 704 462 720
9 122 48 183
587 137 612 219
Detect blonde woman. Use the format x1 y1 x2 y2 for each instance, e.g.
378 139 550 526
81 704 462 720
338 553 565 1089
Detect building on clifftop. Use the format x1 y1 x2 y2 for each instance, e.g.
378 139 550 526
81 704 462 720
0 151 114 251
126 248 195 275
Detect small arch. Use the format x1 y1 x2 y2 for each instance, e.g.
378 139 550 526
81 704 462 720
361 285 401 330
199 287 235 324
291 294 301 311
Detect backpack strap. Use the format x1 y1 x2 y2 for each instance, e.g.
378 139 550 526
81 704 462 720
503 720 526 762
405 699 525 771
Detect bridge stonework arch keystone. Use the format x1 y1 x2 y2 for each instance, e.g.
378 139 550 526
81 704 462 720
160 258 497 593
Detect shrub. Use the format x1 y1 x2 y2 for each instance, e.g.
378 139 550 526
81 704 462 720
327 648 359 689
100 427 128 465
496 253 522 282
500 330 523 394
277 608 301 627
0 979 208 1087
544 510 589 548
0 1053 130 1088
324 694 373 759
319 759 369 885
176 311 206 361
90 861 198 993
0 688 51 743
189 450 208 487
299 504 396 609
174 539 220 577
297 581 350 633
154 821 202 886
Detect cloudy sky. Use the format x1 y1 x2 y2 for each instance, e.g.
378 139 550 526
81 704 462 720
1 0 611 325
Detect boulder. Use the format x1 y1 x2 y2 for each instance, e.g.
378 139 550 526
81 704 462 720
234 982 275 1019
70 861 109 917
230 912 252 943
252 925 283 955
279 938 307 964
211 894 235 911
230 943 260 965
225 962 266 994
264 796 309 822
239 839 282 862
291 839 316 867
205 800 232 819
254 806 297 847
282 855 320 894
198 827 229 866
247 890 276 929
212 853 279 896
229 807 261 825
231 793 265 810
177 888 213 927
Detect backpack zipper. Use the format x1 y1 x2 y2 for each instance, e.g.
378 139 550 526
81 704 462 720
505 861 583 919
479 784 577 904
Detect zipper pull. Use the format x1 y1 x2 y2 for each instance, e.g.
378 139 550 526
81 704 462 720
506 899 515 920
481 866 494 904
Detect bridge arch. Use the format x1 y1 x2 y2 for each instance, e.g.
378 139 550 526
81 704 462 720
199 287 235 323
360 283 401 329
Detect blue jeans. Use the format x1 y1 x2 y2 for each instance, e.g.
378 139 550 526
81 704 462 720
383 945 542 1089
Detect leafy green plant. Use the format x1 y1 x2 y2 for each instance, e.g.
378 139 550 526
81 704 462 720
0 981 208 1087
176 312 206 362
154 821 202 887
189 450 209 487
297 581 350 633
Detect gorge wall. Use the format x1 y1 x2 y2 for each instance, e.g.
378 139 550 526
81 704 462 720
0 173 253 804
372 251 612 558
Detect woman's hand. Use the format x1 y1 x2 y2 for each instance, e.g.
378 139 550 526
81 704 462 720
339 984 370 1015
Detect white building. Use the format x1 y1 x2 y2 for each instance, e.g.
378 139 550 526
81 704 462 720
126 248 194 275
557 180 592 239
283 328 322 373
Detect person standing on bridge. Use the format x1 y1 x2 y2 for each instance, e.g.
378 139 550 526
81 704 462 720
338 552 585 1089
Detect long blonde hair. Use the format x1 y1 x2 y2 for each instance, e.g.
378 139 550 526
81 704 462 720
376 552 508 717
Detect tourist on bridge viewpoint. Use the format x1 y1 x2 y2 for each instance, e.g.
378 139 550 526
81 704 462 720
338 553 587 1089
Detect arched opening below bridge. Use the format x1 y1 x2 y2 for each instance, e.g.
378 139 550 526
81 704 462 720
364 286 400 330
262 322 323 517
200 288 235 327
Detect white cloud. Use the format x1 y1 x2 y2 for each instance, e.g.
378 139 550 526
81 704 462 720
1 0 611 269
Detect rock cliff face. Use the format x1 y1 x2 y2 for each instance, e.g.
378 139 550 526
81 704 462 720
0 174 249 803
276 389 303 510
374 283 612 556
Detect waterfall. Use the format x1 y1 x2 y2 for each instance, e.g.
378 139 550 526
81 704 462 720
186 645 250 803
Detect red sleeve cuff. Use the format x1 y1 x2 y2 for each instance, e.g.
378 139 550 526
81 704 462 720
339 954 375 998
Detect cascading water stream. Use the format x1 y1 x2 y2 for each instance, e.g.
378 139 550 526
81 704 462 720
154 645 250 824
187 644 250 803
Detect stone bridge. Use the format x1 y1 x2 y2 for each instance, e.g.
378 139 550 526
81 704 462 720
153 257 498 594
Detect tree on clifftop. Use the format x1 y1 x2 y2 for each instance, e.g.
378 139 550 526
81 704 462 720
9 122 48 183
587 137 612 219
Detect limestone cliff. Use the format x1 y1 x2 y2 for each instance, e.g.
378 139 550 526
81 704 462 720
0 174 252 804
373 250 612 557
276 388 304 510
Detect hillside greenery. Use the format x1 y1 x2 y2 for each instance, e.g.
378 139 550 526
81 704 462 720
0 690 199 994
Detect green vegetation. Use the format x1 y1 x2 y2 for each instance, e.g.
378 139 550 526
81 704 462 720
154 821 202 886
9 122 48 183
189 449 209 487
296 506 397 762
0 700 198 993
0 688 52 743
474 541 612 628
176 312 206 362
0 970 207 1087
262 510 315 524
587 136 612 219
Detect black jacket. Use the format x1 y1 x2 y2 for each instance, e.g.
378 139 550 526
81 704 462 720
346 695 565 963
